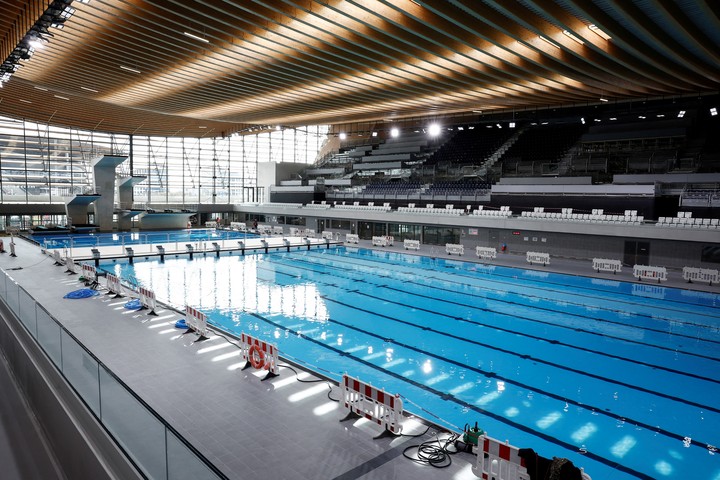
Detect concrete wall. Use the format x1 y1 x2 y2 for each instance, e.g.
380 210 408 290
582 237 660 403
139 213 193 230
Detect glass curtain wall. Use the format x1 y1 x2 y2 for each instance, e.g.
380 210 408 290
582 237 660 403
0 116 328 206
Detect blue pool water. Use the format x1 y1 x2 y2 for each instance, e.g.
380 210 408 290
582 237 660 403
99 247 720 480
33 228 255 249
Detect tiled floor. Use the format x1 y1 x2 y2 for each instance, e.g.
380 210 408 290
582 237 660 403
1 235 717 479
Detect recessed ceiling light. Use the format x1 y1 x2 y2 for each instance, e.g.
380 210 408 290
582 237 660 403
81 86 98 92
54 95 69 100
19 99 32 104
120 65 141 74
34 86 48 91
198 126 207 129
183 31 210 43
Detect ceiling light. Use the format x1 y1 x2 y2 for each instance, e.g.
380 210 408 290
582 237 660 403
19 99 32 103
472 110 482 114
678 110 686 118
539 36 561 49
183 31 210 43
656 114 665 118
457 126 464 130
468 126 474 130
581 117 585 124
390 127 399 138
34 86 48 91
541 122 548 125
588 24 612 40
609 117 617 121
711 108 717 116
120 65 141 73
509 122 515 128
54 95 69 100
371 132 378 137
275 125 281 130
594 119 601 122
638 115 646 119
496 123 502 129
198 126 207 129
562 30 584 45
339 132 346 140
81 86 98 92
599 97 608 102
428 124 441 136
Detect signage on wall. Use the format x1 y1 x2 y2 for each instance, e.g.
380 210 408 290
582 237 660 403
468 228 478 235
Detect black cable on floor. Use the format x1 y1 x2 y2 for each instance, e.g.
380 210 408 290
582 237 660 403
402 432 462 468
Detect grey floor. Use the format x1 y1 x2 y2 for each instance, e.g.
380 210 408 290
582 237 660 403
0 235 717 480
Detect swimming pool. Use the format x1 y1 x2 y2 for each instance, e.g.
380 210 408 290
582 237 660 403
99 247 720 480
32 229 255 249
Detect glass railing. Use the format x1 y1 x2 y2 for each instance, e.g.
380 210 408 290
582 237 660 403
0 269 227 480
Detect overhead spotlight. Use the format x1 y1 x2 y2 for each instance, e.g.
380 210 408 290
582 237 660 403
638 115 646 119
711 108 718 116
457 126 464 131
509 122 515 128
599 97 608 102
609 117 617 121
339 132 346 140
371 131 378 137
275 125 281 130
594 118 601 122
428 123 441 136
390 127 399 138
581 117 585 124
468 126 475 130
678 110 686 118
496 123 502 129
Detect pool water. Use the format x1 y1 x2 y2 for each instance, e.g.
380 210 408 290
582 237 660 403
100 247 720 480
33 228 255 249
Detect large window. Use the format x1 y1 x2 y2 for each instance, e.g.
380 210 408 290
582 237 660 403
0 116 328 206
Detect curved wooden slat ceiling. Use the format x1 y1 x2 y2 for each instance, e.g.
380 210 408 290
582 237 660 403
0 0 718 137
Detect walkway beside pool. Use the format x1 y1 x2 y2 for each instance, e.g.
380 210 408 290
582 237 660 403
1 234 717 479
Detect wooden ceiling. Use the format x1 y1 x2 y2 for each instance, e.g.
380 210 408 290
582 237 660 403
0 0 719 137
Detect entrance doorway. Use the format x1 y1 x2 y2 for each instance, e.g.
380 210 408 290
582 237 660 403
623 240 650 266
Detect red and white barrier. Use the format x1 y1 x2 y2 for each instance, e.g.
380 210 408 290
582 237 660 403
139 286 158 315
81 263 97 285
185 305 208 338
340 374 403 437
106 273 124 297
682 267 719 285
473 435 530 480
240 332 279 379
633 264 667 283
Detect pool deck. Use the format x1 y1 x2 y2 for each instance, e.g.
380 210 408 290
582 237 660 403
1 234 717 480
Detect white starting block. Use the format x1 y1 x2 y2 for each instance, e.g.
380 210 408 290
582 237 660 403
592 258 622 274
240 332 279 380
184 305 209 339
526 251 550 266
476 246 497 260
340 374 403 437
682 267 719 285
404 239 420 250
346 234 359 244
633 264 667 283
446 243 464 256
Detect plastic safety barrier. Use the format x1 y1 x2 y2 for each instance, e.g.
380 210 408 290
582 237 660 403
526 251 550 266
446 243 464 256
139 286 158 315
304 229 316 237
404 239 420 250
592 258 622 274
81 263 97 284
240 332 279 379
272 226 284 235
340 374 403 436
257 224 273 235
321 231 334 240
185 305 209 339
633 265 667 283
473 435 530 480
204 221 218 228
372 236 391 247
682 267 718 285
106 273 123 297
476 246 497 260
52 249 64 265
346 234 359 244
64 256 78 274
230 221 247 231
